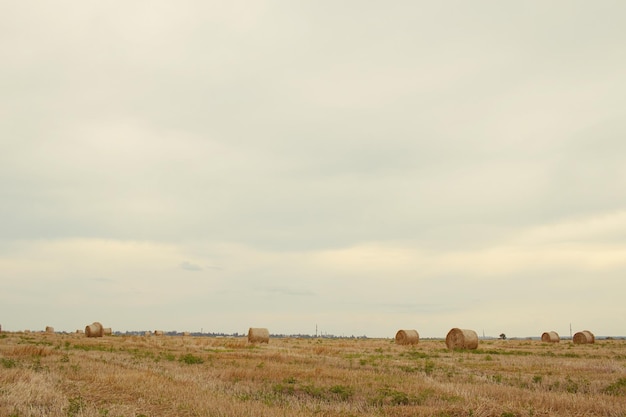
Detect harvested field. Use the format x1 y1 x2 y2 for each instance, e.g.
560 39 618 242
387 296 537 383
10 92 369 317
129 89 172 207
1 332 625 416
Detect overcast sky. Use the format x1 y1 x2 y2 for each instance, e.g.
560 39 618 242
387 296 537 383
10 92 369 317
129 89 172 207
2 1 625 338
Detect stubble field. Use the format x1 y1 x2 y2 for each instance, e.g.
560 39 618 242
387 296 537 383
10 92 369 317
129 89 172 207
1 331 625 416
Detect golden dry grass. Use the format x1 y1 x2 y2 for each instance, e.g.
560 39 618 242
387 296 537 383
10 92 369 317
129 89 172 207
1 332 625 416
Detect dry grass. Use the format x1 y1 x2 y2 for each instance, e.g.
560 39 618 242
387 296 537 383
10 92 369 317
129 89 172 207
1 332 625 416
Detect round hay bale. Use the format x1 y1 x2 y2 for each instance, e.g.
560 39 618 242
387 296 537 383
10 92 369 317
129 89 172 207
103 328 112 336
144 331 151 337
182 331 191 337
573 330 595 344
446 328 479 350
395 329 419 345
154 330 164 336
541 331 560 343
45 326 54 333
75 329 84 334
248 327 269 343
85 322 104 338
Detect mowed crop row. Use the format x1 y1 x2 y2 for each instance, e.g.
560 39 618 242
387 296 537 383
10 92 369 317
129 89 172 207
1 332 625 417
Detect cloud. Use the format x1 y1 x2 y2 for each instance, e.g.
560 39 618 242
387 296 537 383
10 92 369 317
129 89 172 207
91 277 115 283
179 261 203 272
515 210 626 246
258 287 316 297
1 2 626 336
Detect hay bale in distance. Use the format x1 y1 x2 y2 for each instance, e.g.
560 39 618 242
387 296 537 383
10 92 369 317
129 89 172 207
45 326 54 333
182 331 191 337
541 331 560 343
446 328 479 350
248 327 269 343
85 322 104 338
573 330 595 344
103 328 112 336
154 330 164 336
586 330 595 344
395 329 419 345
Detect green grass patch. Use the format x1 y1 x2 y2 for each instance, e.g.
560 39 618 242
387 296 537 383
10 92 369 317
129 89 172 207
179 353 204 364
329 384 354 401
470 349 532 356
66 396 86 417
369 387 431 406
603 377 626 396
403 350 431 359
160 352 177 362
1 358 17 368
272 381 354 402
72 344 113 353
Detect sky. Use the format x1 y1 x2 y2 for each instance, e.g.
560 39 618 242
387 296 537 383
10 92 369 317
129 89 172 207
1 1 625 338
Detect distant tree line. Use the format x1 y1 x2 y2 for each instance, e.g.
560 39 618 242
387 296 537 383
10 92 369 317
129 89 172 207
115 330 370 339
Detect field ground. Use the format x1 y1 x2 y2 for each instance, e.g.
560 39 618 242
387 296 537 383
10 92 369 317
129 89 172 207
1 332 625 416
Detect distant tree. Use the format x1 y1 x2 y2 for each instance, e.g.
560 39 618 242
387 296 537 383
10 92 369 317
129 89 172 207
499 333 507 340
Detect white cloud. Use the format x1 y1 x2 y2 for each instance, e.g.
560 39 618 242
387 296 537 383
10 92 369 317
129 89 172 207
1 1 626 337
179 261 203 271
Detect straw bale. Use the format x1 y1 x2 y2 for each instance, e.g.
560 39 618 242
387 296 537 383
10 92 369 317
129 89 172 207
182 332 191 337
154 330 164 336
85 322 104 338
395 329 419 345
541 331 560 343
103 328 112 336
45 326 54 333
573 330 595 344
446 328 479 350
248 327 270 343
